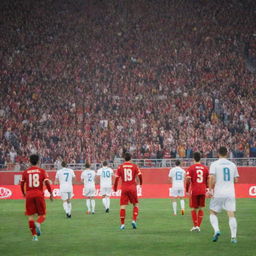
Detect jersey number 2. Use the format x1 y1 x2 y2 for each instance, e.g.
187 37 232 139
124 168 132 181
28 173 40 187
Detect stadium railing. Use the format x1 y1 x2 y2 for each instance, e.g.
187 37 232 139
0 158 255 171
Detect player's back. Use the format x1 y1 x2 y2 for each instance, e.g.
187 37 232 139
187 163 209 195
210 158 239 198
22 166 49 198
56 168 75 192
97 167 113 187
81 169 96 187
116 162 141 189
169 166 186 188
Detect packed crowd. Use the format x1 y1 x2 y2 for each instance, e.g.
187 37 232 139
1 0 256 167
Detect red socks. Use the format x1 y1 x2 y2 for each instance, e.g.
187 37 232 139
191 210 198 227
120 209 126 225
197 210 204 227
133 206 139 221
28 220 36 235
37 215 46 224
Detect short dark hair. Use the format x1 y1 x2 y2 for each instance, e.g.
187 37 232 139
61 161 67 167
193 152 201 162
30 154 39 165
103 161 108 166
218 146 228 156
175 160 180 166
85 162 90 168
124 152 131 161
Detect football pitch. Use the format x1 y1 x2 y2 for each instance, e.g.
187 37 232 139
0 198 255 256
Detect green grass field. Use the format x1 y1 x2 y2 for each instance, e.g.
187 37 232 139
0 198 255 256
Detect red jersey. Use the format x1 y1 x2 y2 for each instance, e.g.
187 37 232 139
116 162 141 189
186 163 209 195
21 166 50 198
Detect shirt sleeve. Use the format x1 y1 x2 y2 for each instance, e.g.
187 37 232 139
116 166 121 177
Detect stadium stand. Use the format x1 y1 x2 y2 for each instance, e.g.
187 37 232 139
1 0 256 167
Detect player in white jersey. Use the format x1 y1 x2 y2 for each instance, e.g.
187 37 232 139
55 161 76 218
97 161 114 213
168 160 186 215
81 162 96 214
208 146 239 243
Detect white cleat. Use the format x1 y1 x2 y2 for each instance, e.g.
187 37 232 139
190 226 198 232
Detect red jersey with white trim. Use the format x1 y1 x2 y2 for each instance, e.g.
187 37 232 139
116 162 141 189
21 166 50 198
186 163 209 195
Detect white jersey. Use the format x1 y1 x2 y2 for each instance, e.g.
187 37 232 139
97 167 114 188
81 169 96 188
168 166 186 189
55 168 75 193
210 158 239 198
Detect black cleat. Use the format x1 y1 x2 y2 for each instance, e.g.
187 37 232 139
106 208 109 213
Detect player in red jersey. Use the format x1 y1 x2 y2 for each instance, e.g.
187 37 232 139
20 154 53 241
186 152 209 232
113 152 142 230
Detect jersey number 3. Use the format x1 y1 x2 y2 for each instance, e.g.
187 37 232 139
28 173 40 188
196 170 203 183
124 168 132 181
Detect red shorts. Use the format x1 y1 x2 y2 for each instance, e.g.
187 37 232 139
190 194 205 209
120 188 138 205
26 196 46 216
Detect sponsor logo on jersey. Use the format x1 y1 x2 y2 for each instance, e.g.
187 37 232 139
0 187 12 199
249 186 256 196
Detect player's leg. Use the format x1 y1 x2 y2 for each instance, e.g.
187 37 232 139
209 210 221 242
102 194 107 210
190 195 198 230
86 196 91 214
91 196 96 214
61 193 69 216
119 191 128 229
227 211 237 243
180 194 185 215
130 190 139 229
34 196 47 237
172 198 177 215
197 195 206 229
28 215 37 240
67 195 72 218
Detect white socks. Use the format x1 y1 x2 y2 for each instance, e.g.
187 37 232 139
180 200 185 210
229 217 237 238
63 202 68 213
102 197 110 209
91 199 95 212
86 199 91 212
210 214 220 233
172 201 177 215
67 202 72 215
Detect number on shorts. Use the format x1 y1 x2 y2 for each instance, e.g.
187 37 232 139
28 173 40 188
223 167 230 181
103 170 110 178
64 172 69 182
196 170 203 183
175 171 183 181
124 168 132 181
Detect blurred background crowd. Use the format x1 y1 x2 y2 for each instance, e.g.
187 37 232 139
1 0 256 168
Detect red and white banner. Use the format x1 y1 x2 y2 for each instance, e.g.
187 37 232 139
1 184 256 200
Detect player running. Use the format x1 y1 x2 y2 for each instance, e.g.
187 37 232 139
97 161 114 213
168 160 186 215
20 154 53 241
113 152 142 230
81 162 96 214
208 146 239 243
55 161 76 218
186 152 209 232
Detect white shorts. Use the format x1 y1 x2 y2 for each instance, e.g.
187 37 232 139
169 187 185 197
60 192 73 201
210 197 236 212
100 187 112 196
83 187 96 197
